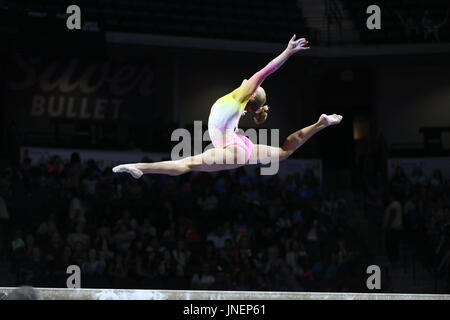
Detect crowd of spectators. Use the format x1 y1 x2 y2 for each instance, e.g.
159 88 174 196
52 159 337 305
344 0 450 44
0 152 373 292
364 165 450 290
394 8 449 43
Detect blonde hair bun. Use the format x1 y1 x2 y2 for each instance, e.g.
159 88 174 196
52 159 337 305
253 110 268 125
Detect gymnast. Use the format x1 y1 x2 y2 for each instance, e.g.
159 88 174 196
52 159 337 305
113 35 342 179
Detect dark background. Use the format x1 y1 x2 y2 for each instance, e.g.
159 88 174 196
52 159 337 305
0 0 449 295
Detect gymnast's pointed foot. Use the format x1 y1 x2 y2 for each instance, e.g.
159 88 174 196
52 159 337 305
112 164 143 179
319 114 343 127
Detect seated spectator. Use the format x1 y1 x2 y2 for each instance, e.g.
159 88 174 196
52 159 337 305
107 253 128 280
36 214 59 246
219 239 239 268
233 213 250 242
0 195 9 256
300 260 314 282
47 155 63 175
312 261 324 280
211 266 230 290
160 249 175 275
429 169 445 195
113 222 136 253
207 225 233 249
390 166 409 197
323 253 338 282
136 251 157 282
306 220 320 252
263 246 288 288
292 208 303 225
11 230 26 265
321 191 339 216
19 247 47 286
285 239 306 277
72 242 87 266
82 172 97 198
139 217 157 240
67 191 85 225
410 167 426 187
167 264 189 289
238 236 252 260
162 220 177 245
172 239 191 267
82 248 106 277
52 246 75 277
382 197 403 265
232 271 251 291
94 224 115 260
44 232 63 275
197 187 218 213
214 173 230 195
181 219 202 244
64 152 82 190
116 209 138 230
337 239 349 266
191 263 215 289
276 211 292 232
67 223 90 250
201 241 219 267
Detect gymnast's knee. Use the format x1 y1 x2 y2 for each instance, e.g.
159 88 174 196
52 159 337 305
279 148 293 161
168 159 191 176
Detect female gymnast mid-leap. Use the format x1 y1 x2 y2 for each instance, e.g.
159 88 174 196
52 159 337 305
113 35 343 179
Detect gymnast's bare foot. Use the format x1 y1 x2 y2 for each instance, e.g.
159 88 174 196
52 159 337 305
319 114 343 127
112 164 143 179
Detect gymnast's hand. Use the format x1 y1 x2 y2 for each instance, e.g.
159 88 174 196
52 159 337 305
286 35 310 54
318 114 343 127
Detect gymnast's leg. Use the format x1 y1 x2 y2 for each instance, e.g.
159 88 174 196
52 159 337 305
249 113 343 164
112 145 248 178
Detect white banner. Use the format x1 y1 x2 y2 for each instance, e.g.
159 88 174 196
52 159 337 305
21 146 169 170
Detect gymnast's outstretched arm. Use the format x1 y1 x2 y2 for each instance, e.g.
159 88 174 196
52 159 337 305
232 35 310 103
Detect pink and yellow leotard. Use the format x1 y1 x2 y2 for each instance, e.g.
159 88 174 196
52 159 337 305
207 61 279 161
207 90 253 161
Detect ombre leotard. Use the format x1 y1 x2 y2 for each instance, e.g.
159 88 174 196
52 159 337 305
207 61 279 161
207 89 253 161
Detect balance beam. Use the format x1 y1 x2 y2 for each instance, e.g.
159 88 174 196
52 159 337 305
1 287 450 300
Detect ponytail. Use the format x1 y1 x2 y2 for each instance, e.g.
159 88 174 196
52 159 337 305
253 105 269 125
